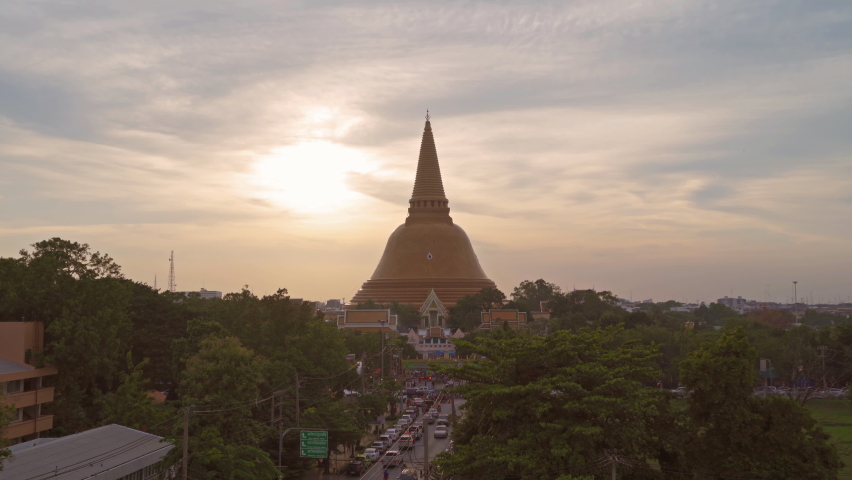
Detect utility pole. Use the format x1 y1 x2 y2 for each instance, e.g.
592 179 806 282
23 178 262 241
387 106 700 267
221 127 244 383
271 391 276 427
182 405 193 480
380 320 386 381
295 372 300 427
818 345 827 391
612 460 616 480
793 281 798 318
423 419 429 479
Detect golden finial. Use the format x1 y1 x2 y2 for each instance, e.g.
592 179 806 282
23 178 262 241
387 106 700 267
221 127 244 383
425 109 431 122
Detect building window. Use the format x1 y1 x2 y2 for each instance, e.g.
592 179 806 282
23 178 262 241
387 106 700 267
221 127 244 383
4 380 22 394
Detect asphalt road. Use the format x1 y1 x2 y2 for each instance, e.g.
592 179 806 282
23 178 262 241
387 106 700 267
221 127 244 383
355 399 466 480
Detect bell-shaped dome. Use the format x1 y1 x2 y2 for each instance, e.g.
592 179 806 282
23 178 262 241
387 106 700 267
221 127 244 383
351 116 495 308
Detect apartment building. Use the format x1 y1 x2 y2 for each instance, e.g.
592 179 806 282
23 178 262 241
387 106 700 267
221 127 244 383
0 321 57 444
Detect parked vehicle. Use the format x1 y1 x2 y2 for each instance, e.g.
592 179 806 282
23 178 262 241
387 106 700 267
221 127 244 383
345 461 365 476
825 388 847 398
383 450 403 467
355 454 372 467
364 448 380 461
434 425 448 438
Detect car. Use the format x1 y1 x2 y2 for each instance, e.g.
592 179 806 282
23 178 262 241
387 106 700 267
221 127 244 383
670 387 688 398
405 408 418 417
434 425 448 438
379 435 393 447
397 418 411 427
398 434 414 450
364 448 380 462
436 418 449 427
753 386 777 396
371 441 387 453
426 415 435 424
383 450 403 467
401 414 414 423
345 461 365 476
385 428 400 440
355 454 372 467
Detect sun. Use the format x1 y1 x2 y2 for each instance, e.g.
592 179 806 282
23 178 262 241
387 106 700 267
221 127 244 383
251 140 375 215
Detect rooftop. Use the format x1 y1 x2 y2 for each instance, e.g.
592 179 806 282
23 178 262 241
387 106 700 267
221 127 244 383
0 357 31 375
0 424 174 480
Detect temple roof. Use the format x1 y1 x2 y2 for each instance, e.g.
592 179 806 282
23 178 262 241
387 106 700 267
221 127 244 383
410 119 447 202
419 288 448 317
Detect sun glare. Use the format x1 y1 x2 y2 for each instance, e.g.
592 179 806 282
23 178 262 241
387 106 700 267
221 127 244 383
251 141 375 215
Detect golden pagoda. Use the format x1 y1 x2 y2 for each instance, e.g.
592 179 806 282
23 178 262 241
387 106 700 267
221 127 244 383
351 115 496 308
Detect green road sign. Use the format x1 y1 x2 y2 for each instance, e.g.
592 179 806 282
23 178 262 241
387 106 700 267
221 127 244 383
300 430 328 458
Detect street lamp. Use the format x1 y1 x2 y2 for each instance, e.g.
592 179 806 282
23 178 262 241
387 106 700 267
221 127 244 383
379 319 386 382
793 281 798 317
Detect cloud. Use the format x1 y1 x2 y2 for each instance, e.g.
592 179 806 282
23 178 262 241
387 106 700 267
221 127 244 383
1 0 851 301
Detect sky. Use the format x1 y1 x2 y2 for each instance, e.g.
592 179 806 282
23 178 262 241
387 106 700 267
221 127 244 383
1 0 851 305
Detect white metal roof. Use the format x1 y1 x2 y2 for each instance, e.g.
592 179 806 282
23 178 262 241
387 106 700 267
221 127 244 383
0 424 174 480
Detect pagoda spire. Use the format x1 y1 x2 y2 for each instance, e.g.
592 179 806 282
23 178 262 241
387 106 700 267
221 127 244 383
411 116 447 201
406 114 452 225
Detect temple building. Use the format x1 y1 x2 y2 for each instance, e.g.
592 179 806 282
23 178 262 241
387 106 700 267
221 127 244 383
351 116 496 308
336 309 398 333
407 289 465 358
479 309 530 330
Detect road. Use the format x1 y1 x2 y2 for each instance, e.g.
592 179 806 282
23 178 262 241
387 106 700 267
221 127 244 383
356 398 466 480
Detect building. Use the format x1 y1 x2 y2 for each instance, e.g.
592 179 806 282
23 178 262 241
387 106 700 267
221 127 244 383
0 321 57 444
0 424 174 480
479 309 529 330
336 309 398 333
351 116 496 308
407 289 463 358
717 296 748 308
177 288 223 299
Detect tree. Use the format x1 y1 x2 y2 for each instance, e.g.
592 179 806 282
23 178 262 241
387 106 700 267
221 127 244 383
451 287 509 332
510 279 561 311
433 327 668 480
96 353 172 430
390 301 420 329
167 336 279 480
449 294 484 332
0 403 12 470
692 302 739 326
0 238 133 433
549 289 621 324
747 308 796 328
678 328 842 479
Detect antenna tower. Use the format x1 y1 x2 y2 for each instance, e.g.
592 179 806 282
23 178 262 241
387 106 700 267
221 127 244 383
154 274 157 290
168 251 176 292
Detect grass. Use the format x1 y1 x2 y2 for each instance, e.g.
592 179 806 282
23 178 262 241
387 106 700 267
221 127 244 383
806 399 852 476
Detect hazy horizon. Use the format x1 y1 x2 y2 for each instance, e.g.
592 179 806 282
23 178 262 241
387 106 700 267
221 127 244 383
1 1 851 305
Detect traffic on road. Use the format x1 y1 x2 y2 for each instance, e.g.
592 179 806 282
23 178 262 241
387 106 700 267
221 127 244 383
343 384 464 480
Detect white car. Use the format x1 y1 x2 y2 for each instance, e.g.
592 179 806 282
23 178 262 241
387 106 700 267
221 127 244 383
397 418 410 427
364 448 380 461
385 428 400 440
371 441 387 453
383 450 403 467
